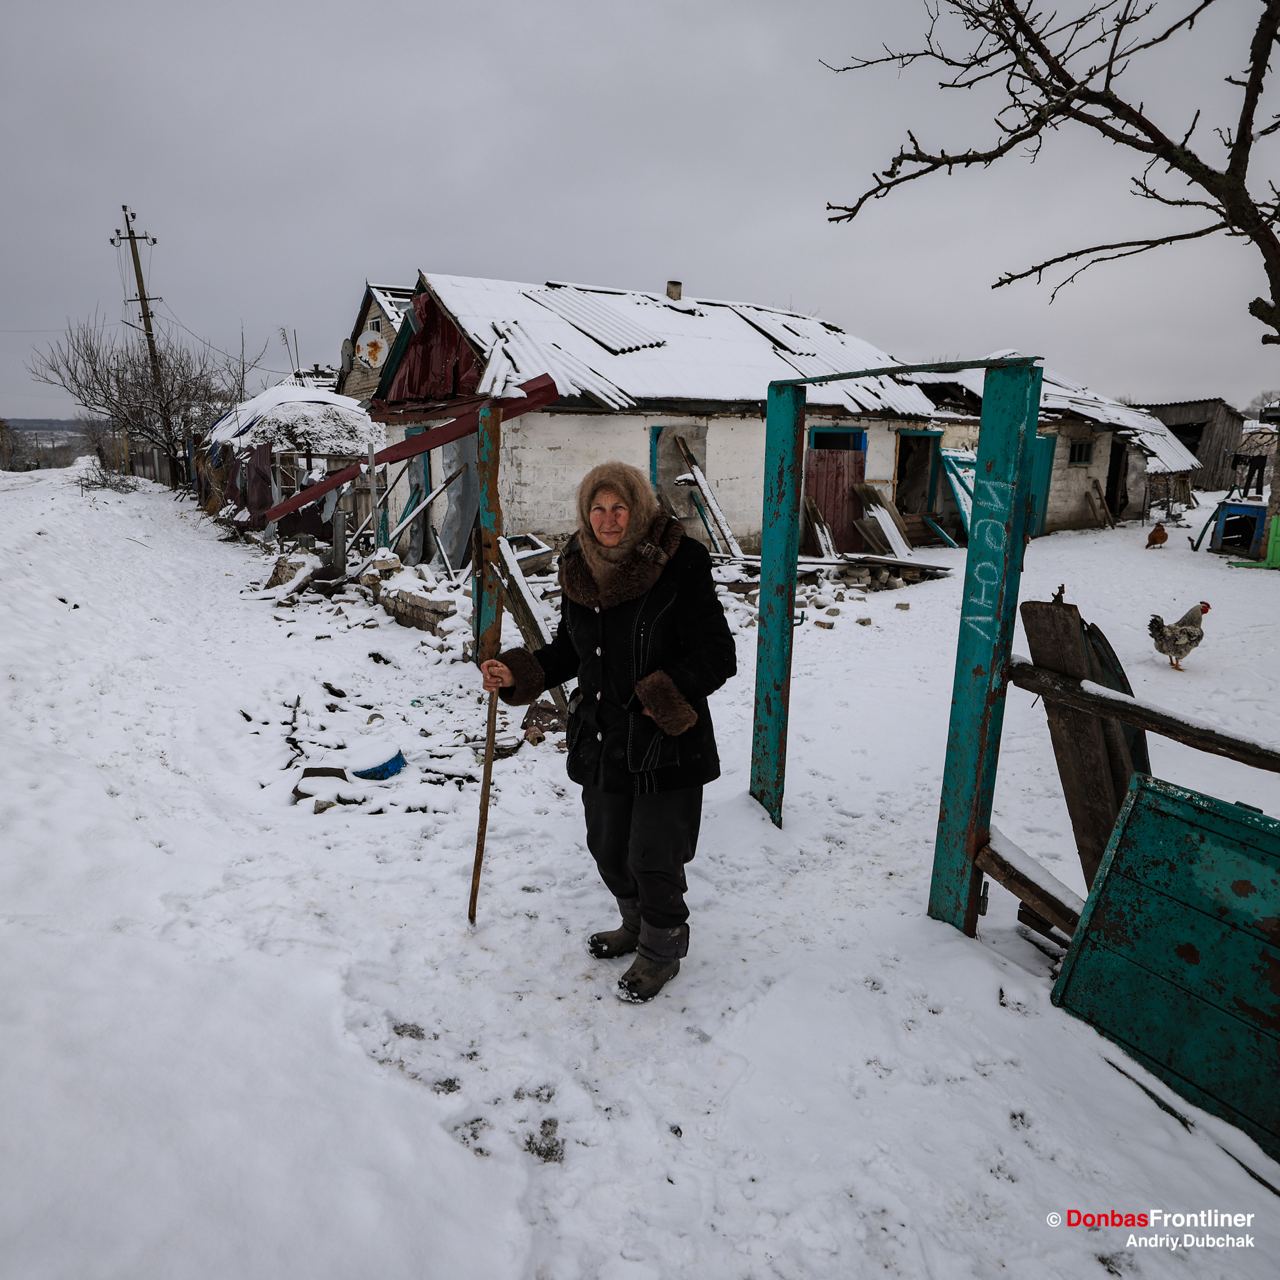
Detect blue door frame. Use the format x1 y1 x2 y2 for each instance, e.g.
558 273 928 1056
1029 433 1055 537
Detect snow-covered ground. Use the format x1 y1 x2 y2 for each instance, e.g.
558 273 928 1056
2 462 1276 1280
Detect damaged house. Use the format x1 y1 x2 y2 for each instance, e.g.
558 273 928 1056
365 271 943 556
336 284 416 405
333 273 1200 558
198 383 385 534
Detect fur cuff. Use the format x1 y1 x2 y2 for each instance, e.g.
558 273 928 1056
497 647 546 707
635 670 698 735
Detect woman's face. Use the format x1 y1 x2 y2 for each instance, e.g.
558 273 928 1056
589 488 630 547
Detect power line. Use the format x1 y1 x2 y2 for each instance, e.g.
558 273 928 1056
156 300 293 376
1 324 124 333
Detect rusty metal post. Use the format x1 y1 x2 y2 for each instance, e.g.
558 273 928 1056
749 380 806 825
472 404 504 662
929 361 1043 935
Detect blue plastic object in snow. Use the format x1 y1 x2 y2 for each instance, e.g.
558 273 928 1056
352 750 406 781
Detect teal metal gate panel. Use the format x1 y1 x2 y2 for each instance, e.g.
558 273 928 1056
1028 433 1055 537
1052 775 1280 1160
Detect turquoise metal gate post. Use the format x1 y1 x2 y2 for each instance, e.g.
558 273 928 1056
749 381 807 825
929 360 1043 934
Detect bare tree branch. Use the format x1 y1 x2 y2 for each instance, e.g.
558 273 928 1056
27 315 262 487
828 0 1280 346
993 220 1229 299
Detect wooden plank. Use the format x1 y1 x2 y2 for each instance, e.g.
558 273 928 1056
750 382 806 826
929 361 1043 934
1091 477 1117 529
1006 661 1280 776
711 550 952 575
852 483 914 559
853 517 892 556
1020 602 1128 888
1056 940 1280 1158
975 841 1082 937
804 496 838 559
672 434 744 559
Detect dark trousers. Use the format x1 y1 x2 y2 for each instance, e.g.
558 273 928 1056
581 786 703 929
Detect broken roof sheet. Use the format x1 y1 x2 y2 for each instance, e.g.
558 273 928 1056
368 284 414 332
416 273 938 417
908 354 1201 475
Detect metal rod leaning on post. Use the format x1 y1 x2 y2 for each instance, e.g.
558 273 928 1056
347 465 464 582
260 374 557 525
469 403 504 926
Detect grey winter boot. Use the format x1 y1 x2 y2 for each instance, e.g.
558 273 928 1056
587 897 641 959
617 922 689 1003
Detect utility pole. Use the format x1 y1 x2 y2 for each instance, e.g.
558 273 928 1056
110 205 166 475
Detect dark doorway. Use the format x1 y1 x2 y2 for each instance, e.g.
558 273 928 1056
893 432 940 515
1105 439 1129 518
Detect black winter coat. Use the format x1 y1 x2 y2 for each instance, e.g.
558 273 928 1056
498 518 737 794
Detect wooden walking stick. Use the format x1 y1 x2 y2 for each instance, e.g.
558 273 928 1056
468 400 504 925
468 685 500 924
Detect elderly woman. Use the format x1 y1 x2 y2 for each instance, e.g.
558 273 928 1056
481 461 736 1002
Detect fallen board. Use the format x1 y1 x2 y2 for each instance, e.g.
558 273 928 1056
1053 774 1280 1162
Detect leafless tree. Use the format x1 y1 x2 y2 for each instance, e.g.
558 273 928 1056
829 0 1280 532
0 417 31 471
28 316 265 487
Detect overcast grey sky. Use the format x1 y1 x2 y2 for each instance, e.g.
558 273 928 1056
3 0 1277 419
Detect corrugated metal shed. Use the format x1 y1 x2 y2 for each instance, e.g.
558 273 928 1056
415 273 939 418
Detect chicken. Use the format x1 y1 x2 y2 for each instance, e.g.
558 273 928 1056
1149 601 1211 670
1145 522 1168 549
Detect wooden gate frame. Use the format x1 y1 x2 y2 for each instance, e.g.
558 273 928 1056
749 356 1044 832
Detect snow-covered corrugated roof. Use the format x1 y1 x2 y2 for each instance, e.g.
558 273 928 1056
417 273 937 418
368 284 413 333
278 366 339 392
908 353 1201 475
207 384 384 455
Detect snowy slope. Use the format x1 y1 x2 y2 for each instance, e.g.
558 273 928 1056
1 463 1275 1279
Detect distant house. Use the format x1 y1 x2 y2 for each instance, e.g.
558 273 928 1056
1239 419 1278 492
909 360 1200 531
1135 398 1245 492
336 284 416 404
369 272 941 554
280 364 341 393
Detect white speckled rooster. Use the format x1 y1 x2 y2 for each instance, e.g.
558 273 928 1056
1148 601 1211 671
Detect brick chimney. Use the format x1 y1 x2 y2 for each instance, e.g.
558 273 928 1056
666 280 682 301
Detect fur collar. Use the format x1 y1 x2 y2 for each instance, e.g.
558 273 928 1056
560 515 684 609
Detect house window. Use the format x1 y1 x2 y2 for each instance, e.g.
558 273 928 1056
1069 439 1094 466
809 428 867 451
368 317 382 333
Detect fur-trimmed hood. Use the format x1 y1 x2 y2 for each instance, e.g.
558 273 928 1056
560 514 685 610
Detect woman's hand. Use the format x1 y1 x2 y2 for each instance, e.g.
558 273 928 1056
480 659 515 692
